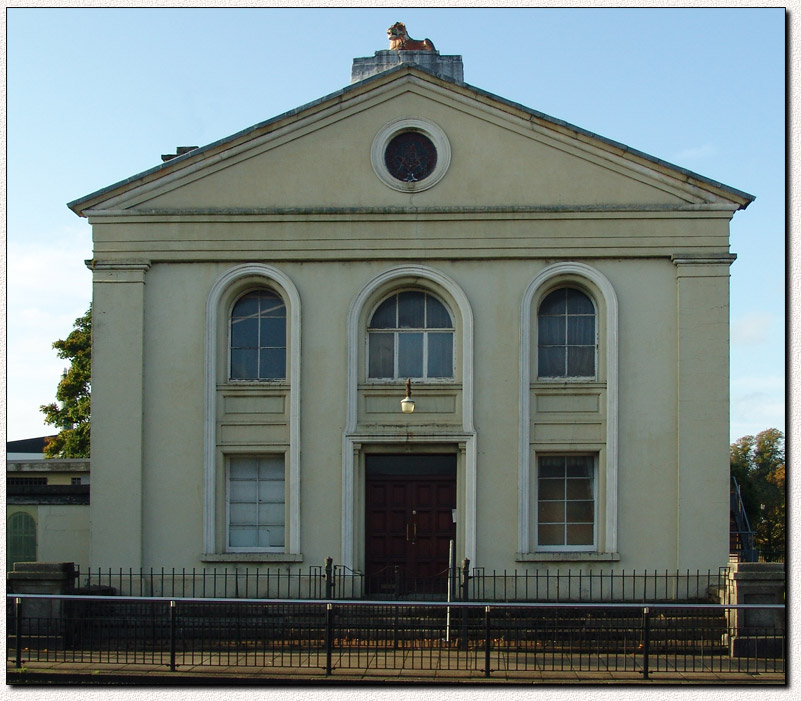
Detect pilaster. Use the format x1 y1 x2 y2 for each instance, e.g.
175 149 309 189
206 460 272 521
87 260 150 568
673 254 735 569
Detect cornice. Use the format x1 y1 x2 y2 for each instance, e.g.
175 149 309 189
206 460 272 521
672 253 738 266
85 259 151 272
83 203 741 223
69 65 754 216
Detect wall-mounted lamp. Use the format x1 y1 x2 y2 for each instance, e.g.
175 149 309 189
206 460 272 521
401 378 415 414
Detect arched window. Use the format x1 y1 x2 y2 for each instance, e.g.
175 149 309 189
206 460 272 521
537 288 596 379
206 264 301 559
367 290 454 379
8 512 36 568
519 262 619 559
230 290 286 380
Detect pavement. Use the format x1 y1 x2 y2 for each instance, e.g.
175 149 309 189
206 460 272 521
6 653 786 685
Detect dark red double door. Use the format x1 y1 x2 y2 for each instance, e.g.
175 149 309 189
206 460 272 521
365 454 456 596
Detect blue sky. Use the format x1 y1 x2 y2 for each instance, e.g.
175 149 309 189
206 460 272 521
4 7 785 443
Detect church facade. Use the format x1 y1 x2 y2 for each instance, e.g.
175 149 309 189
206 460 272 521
69 46 753 587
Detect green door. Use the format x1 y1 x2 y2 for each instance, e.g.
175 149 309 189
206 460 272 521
8 512 37 570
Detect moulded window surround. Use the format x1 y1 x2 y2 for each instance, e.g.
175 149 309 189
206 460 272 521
371 117 451 193
204 264 301 558
518 262 619 558
343 265 476 570
367 290 455 380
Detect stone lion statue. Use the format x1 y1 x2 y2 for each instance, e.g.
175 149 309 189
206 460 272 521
387 22 436 51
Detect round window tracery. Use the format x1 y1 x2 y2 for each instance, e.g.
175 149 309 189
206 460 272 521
371 118 451 192
384 131 438 183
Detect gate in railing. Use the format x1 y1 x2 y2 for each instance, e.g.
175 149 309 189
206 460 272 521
7 595 785 680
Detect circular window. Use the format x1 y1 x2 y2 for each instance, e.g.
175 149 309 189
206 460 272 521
384 132 437 183
371 118 451 192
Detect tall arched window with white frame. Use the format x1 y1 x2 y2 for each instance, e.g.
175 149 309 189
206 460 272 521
204 264 302 560
518 262 619 560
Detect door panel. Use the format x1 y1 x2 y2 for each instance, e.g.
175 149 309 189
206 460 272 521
365 454 456 596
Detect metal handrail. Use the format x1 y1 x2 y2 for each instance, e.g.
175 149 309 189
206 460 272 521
8 594 785 679
730 475 758 561
5 592 785 611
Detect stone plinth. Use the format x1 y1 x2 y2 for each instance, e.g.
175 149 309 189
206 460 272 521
725 562 785 658
352 51 464 83
7 562 77 637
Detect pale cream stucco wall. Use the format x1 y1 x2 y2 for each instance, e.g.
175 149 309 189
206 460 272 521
88 250 731 573
82 75 738 575
139 90 695 211
36 505 90 567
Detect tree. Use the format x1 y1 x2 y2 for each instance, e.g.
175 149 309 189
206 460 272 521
40 306 91 458
730 428 785 556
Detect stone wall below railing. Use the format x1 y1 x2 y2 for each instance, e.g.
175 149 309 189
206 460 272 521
725 562 785 657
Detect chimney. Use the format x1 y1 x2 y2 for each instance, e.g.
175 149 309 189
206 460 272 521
351 23 463 84
161 146 198 163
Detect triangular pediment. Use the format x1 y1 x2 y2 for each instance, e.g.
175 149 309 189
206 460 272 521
69 66 753 217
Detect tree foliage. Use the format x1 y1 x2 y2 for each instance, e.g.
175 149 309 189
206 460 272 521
730 428 785 555
40 307 91 458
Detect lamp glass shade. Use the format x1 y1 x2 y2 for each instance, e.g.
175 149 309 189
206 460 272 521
400 397 415 414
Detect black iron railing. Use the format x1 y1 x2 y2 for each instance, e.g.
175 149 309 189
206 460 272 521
463 567 730 603
75 564 330 599
6 594 785 680
72 562 732 603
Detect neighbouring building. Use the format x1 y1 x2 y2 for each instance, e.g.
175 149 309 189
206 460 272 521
6 437 90 570
66 34 753 592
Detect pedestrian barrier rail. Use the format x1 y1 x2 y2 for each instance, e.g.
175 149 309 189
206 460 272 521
6 595 785 680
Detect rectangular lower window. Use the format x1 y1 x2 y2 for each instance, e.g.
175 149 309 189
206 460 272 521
227 455 285 550
537 455 595 550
